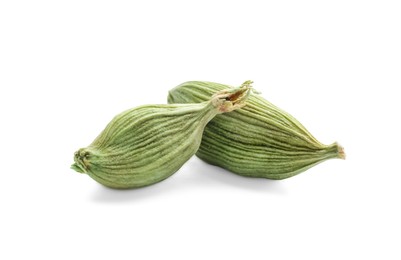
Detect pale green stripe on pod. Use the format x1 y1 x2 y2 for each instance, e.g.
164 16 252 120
167 81 345 180
71 82 253 189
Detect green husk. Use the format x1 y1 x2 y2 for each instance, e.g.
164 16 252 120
168 81 344 179
71 82 252 189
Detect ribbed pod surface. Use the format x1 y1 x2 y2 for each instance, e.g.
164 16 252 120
168 81 344 179
72 84 251 188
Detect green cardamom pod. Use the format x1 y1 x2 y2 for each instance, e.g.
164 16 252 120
71 82 252 189
167 81 345 180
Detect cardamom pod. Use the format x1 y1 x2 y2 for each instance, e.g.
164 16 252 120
167 81 345 180
71 82 252 189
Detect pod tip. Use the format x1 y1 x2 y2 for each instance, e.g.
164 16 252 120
336 143 346 160
212 81 254 113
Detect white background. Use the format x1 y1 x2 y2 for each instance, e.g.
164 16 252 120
1 0 400 259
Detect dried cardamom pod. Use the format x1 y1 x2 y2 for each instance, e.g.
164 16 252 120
168 81 345 180
71 82 252 189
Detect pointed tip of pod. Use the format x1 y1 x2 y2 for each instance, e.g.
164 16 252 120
72 148 92 173
336 142 346 160
211 80 254 113
330 142 346 160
